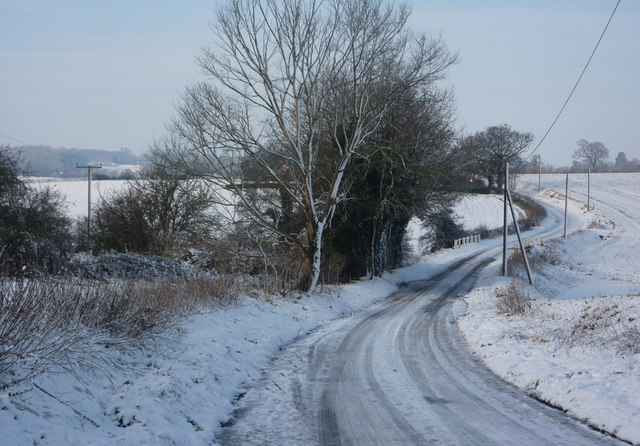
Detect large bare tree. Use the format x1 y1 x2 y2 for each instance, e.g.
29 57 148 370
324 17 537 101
458 124 533 193
573 139 609 171
156 0 455 293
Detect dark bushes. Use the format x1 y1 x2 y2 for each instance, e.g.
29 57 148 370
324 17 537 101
0 147 73 276
512 193 547 229
69 252 208 280
92 167 216 256
420 203 465 252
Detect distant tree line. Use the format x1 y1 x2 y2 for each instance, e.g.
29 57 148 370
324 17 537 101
6 145 139 177
520 140 639 174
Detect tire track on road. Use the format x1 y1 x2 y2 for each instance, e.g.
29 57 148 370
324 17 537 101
218 200 617 445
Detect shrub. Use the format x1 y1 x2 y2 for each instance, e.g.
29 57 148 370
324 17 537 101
1 282 84 388
92 187 155 253
0 146 23 196
420 204 465 252
512 192 547 229
91 170 216 256
0 148 73 276
507 241 562 280
618 325 640 355
69 252 208 280
566 301 640 355
495 280 530 315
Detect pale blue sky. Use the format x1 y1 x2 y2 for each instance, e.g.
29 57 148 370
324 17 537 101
1 0 638 166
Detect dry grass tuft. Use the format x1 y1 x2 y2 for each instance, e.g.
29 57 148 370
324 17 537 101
617 325 640 355
495 280 531 315
566 302 640 355
0 275 235 389
512 193 547 229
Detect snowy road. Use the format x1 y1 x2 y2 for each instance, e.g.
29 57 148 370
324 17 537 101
217 202 621 444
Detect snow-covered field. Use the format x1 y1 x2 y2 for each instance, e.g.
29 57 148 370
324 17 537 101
458 173 640 444
29 178 128 219
32 177 518 233
3 174 638 444
405 193 520 254
454 193 524 231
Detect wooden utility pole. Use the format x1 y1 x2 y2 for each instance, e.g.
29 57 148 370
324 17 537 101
502 163 508 276
587 167 591 210
76 162 102 241
502 162 533 284
564 173 569 238
505 180 533 285
538 155 541 192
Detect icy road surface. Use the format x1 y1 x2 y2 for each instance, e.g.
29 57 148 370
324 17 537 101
218 203 619 444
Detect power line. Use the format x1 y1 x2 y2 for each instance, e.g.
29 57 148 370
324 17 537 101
526 0 621 161
0 132 30 145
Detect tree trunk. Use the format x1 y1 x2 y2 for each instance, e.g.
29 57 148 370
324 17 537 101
297 220 325 294
369 218 378 279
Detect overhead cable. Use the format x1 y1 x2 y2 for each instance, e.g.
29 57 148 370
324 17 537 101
526 0 621 161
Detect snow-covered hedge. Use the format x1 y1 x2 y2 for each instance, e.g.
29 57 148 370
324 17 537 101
69 252 211 280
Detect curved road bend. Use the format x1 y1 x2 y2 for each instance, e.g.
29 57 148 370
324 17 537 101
218 203 622 445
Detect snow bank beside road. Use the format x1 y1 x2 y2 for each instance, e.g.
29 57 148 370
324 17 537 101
0 276 406 445
460 278 640 444
458 175 640 445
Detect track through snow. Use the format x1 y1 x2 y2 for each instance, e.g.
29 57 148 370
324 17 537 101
519 173 640 286
218 203 620 445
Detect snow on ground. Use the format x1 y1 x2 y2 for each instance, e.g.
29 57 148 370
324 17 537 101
453 194 524 231
3 175 639 444
28 178 129 219
0 254 470 445
458 173 640 445
405 193 520 254
0 188 503 445
0 281 387 445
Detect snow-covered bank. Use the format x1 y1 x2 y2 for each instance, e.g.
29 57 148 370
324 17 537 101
1 255 469 445
0 280 378 444
458 173 640 444
405 193 520 254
